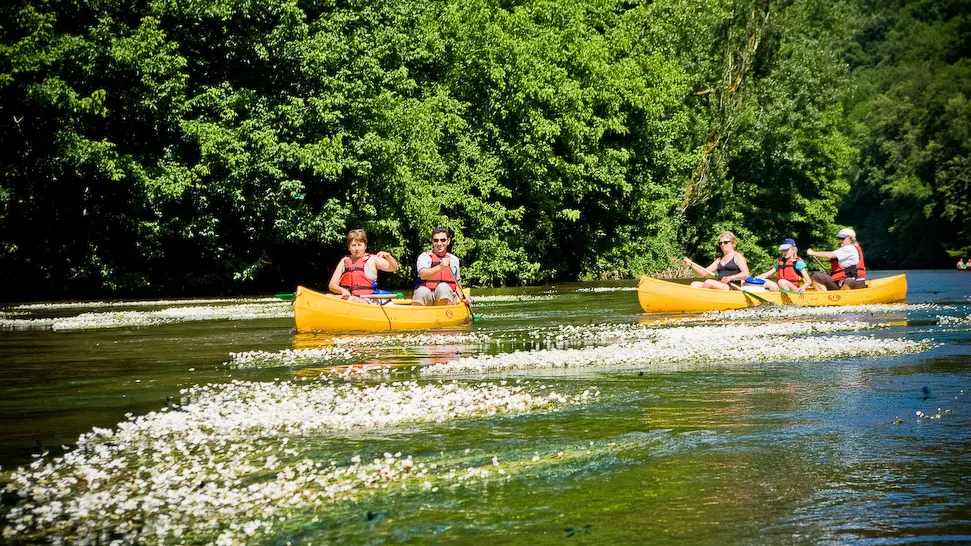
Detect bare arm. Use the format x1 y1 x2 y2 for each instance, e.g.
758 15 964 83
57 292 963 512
755 266 776 280
806 248 837 260
328 263 351 299
799 267 813 291
721 254 750 283
418 255 451 280
683 257 715 278
373 251 398 273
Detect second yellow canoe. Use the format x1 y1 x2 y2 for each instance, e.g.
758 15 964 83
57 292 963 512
637 274 907 313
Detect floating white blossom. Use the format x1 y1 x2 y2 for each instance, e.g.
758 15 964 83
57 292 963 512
421 322 931 375
328 332 490 347
525 321 882 344
471 295 554 303
1 380 596 544
695 303 944 322
1 303 293 331
11 297 279 311
226 347 357 368
576 287 637 292
936 315 971 325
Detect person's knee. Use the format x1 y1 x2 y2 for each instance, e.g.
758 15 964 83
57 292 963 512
434 284 456 304
704 279 728 290
412 286 433 306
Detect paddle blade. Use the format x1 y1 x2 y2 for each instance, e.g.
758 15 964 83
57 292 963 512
275 293 295 301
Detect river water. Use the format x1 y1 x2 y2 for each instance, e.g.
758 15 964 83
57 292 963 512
1 270 969 544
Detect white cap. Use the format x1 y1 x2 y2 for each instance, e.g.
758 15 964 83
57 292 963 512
778 243 793 251
836 228 856 239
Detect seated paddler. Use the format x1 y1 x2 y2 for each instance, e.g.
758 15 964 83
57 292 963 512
754 238 814 292
684 231 751 290
327 228 399 303
413 227 471 306
806 227 866 291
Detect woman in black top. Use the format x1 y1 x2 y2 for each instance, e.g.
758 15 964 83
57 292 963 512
684 231 751 290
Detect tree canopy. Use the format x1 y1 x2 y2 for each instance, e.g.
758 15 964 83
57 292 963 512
0 0 965 299
841 0 971 266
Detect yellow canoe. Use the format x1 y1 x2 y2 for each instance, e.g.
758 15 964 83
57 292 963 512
637 274 907 313
293 285 471 332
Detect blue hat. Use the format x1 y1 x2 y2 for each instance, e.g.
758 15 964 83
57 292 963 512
779 237 796 251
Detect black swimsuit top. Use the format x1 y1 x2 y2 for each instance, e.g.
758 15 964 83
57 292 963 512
716 255 742 280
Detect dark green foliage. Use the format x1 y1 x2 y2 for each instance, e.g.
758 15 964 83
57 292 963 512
842 0 971 266
3 0 954 298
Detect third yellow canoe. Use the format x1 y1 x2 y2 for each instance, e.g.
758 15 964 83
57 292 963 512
637 274 907 313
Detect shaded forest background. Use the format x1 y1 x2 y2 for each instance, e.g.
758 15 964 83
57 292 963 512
1 0 968 299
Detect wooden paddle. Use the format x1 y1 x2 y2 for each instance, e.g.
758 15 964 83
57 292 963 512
276 291 403 300
445 266 482 322
811 255 829 273
683 257 718 278
728 282 777 306
360 292 405 299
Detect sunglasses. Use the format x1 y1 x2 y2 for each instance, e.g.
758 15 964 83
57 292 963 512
432 238 448 243
718 240 733 246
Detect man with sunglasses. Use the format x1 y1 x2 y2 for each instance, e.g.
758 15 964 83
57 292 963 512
413 227 471 306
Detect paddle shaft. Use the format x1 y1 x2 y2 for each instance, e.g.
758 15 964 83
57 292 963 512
728 281 777 305
684 257 717 278
359 292 404 299
441 258 480 321
811 255 829 273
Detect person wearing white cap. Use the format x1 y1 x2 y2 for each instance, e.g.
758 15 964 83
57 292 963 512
806 228 867 291
754 238 814 292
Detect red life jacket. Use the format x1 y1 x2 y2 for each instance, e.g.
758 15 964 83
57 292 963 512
777 255 804 283
339 254 374 295
419 251 457 290
831 245 866 282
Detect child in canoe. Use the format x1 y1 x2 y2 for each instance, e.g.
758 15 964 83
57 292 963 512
754 238 814 292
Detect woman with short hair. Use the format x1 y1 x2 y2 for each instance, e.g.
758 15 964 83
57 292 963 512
327 229 399 303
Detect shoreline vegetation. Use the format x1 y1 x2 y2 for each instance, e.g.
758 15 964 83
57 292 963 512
1 0 969 301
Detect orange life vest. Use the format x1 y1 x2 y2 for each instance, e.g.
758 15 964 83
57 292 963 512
419 251 457 290
777 255 804 283
339 254 374 295
831 245 866 282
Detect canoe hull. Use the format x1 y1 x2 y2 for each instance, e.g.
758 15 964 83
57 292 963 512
293 285 471 332
637 274 908 313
